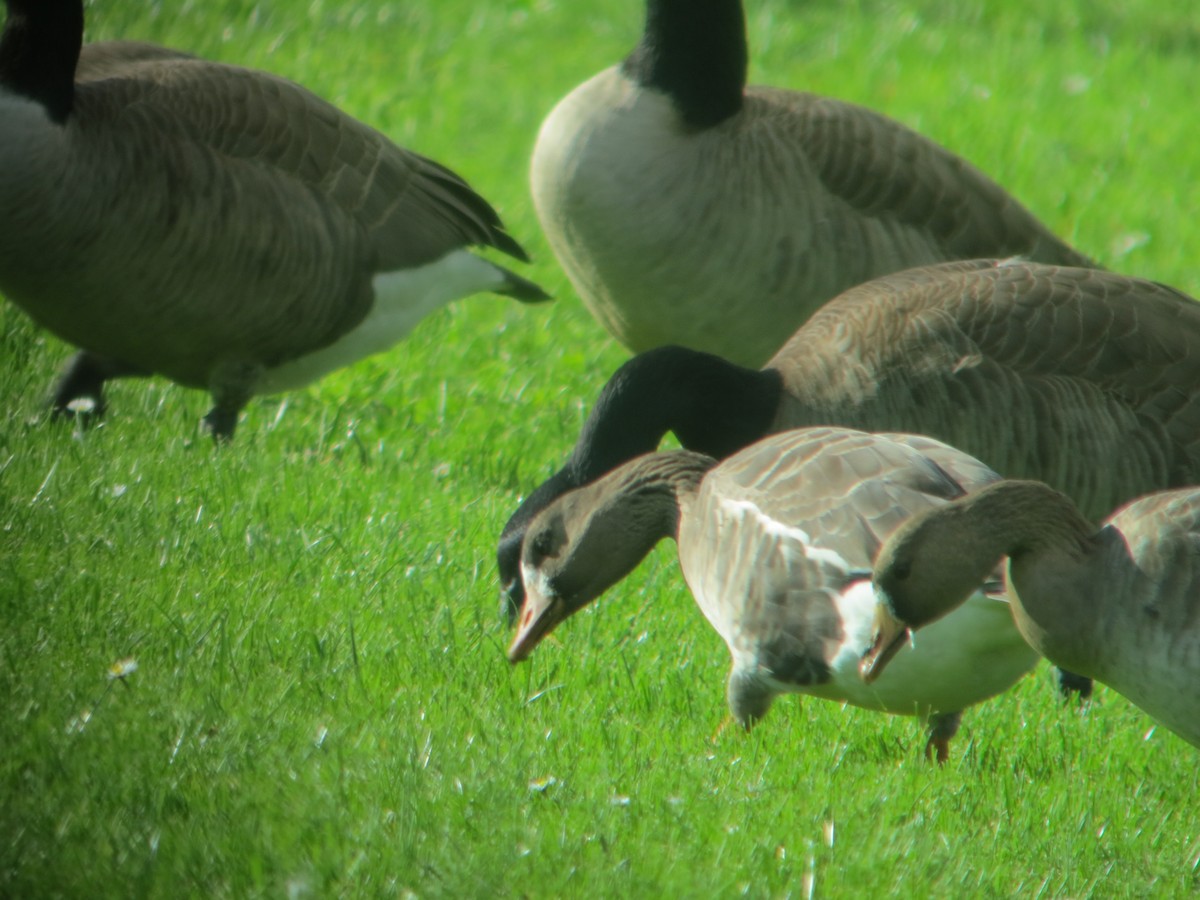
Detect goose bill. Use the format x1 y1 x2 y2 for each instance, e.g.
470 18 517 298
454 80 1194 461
507 589 566 663
860 606 910 684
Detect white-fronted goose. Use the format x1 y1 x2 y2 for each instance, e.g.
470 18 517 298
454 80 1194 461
499 259 1200 631
0 0 548 439
509 427 1038 761
531 0 1094 367
864 481 1200 750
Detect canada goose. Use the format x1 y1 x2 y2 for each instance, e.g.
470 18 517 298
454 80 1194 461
531 0 1094 367
863 481 1200 750
509 427 1038 761
499 259 1200 626
0 0 549 439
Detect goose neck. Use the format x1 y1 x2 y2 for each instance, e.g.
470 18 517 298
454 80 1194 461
0 0 82 123
621 0 748 129
567 345 780 485
966 481 1098 564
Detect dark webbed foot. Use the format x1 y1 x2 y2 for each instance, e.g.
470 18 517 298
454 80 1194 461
924 710 962 765
50 351 146 420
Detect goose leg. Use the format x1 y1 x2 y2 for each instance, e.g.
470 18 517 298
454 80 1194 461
924 711 962 764
203 360 263 442
1056 668 1093 702
50 351 148 419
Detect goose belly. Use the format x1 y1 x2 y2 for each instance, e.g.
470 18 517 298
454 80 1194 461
800 582 1038 718
1088 636 1200 748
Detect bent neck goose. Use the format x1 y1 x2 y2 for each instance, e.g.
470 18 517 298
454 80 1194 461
499 259 1200 619
531 0 1094 367
864 481 1200 750
509 427 1038 761
0 0 548 439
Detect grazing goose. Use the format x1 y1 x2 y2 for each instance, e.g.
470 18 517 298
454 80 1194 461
863 481 1200 750
0 0 548 439
531 0 1094 367
499 259 1200 628
509 427 1039 761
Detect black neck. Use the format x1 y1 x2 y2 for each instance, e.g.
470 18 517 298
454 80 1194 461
498 346 780 618
621 0 748 129
0 0 83 123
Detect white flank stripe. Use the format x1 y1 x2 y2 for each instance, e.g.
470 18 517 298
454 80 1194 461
719 497 852 572
257 250 506 393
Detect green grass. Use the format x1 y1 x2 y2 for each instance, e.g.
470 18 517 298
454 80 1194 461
3 0 1199 895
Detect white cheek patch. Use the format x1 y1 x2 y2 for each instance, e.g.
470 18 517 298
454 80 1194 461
520 561 558 611
257 250 508 394
719 497 852 572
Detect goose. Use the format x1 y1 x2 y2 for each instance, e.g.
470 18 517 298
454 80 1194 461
498 258 1200 650
863 480 1200 750
508 427 1039 761
0 0 549 439
530 0 1094 368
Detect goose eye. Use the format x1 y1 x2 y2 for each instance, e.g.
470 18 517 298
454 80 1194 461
529 530 554 562
892 559 912 581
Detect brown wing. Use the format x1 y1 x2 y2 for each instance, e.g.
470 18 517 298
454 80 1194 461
693 428 1001 682
751 90 1094 269
78 55 526 268
712 427 998 569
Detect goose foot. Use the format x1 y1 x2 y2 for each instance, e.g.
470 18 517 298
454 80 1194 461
924 711 962 764
1056 668 1093 702
50 351 146 421
201 405 241 442
204 361 262 442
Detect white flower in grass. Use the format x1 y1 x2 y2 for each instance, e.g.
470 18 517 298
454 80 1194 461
107 657 138 680
66 397 96 415
528 775 558 792
610 795 631 807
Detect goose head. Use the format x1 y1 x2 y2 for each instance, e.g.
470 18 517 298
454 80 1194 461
498 346 781 622
860 479 1094 683
507 450 716 662
859 498 1003 682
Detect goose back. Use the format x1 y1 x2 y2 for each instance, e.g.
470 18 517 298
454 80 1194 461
768 260 1200 522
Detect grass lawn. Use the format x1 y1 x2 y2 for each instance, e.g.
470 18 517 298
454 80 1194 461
2 0 1198 896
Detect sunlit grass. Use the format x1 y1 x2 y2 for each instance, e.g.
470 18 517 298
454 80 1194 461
2 0 1198 895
